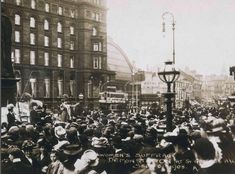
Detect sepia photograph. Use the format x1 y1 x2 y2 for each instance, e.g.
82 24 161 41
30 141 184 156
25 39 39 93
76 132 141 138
1 0 235 174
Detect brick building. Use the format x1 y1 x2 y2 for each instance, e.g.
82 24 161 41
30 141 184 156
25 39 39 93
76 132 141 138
2 0 114 108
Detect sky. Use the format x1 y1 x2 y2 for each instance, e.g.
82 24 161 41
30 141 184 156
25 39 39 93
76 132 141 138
107 0 235 75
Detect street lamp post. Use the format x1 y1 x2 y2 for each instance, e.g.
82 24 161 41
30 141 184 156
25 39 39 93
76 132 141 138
158 60 180 132
162 12 176 108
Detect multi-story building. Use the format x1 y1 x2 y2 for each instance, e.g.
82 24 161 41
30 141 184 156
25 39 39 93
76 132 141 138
140 71 160 107
202 75 235 103
172 70 202 108
2 0 113 108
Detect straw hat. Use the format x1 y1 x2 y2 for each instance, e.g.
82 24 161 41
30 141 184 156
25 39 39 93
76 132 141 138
91 137 109 148
81 149 99 167
54 126 67 139
62 144 82 156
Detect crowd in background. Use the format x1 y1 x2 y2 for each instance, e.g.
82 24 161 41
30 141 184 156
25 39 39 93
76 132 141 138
1 95 235 174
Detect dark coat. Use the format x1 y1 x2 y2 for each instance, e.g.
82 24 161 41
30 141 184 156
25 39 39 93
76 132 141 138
171 150 197 174
30 110 41 125
36 153 51 173
21 156 41 174
5 161 33 174
7 112 16 128
196 163 234 174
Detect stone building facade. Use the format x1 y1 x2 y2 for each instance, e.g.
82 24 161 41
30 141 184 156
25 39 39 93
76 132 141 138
2 0 113 107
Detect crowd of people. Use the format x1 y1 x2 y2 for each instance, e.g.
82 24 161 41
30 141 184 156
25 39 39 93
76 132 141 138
1 96 235 174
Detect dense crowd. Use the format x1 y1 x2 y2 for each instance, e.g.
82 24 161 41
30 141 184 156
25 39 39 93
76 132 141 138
1 96 235 174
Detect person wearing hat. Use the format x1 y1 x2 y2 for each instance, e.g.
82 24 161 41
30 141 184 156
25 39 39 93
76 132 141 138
91 136 114 173
7 103 16 129
6 147 33 174
6 126 22 147
59 101 70 122
54 144 83 174
166 133 197 174
30 103 41 125
74 149 100 174
36 139 52 174
53 126 69 150
193 137 229 174
59 94 79 122
21 140 41 174
66 126 80 144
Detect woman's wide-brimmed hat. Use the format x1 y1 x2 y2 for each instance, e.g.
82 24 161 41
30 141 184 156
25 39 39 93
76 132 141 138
81 149 99 167
7 103 14 109
91 137 109 148
54 126 67 139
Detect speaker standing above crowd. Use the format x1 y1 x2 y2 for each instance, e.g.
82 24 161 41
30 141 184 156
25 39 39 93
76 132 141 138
1 98 235 174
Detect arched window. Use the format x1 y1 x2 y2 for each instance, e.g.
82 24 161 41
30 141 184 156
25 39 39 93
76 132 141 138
44 52 49 66
57 22 62 33
15 71 22 96
30 17 35 28
70 26 74 35
45 3 49 12
70 80 75 97
30 33 35 45
44 36 49 47
57 54 62 67
31 0 36 9
44 19 49 30
15 31 20 42
57 79 63 97
57 38 62 48
70 56 74 68
30 50 35 65
16 0 21 6
44 79 50 98
92 27 97 36
15 14 21 25
58 6 63 15
15 49 21 63
30 78 37 97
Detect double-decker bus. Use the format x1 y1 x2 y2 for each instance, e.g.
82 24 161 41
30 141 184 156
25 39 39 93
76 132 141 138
99 86 128 113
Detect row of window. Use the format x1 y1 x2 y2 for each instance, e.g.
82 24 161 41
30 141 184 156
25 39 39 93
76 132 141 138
12 0 75 18
16 0 37 9
86 10 103 22
16 78 76 98
15 31 75 49
3 0 105 21
12 49 74 68
15 14 75 34
15 14 98 36
15 30 101 51
13 49 102 70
